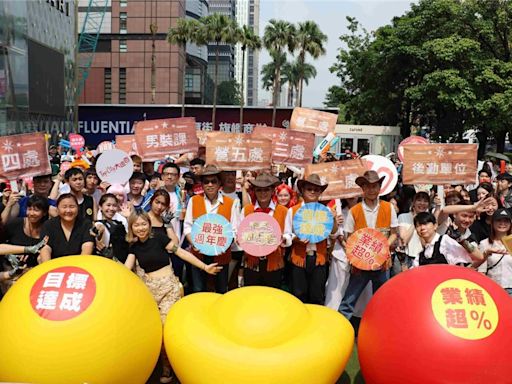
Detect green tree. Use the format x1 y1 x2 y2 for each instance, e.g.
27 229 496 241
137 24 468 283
260 50 287 102
263 19 296 126
168 18 202 117
217 80 241 105
282 59 317 107
294 21 327 107
201 14 239 129
237 25 261 126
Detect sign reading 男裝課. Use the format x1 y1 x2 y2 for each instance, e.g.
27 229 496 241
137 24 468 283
47 0 70 17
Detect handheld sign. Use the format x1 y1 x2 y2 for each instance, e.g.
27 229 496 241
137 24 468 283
237 213 282 257
398 135 428 162
293 203 333 244
69 133 85 152
96 141 115 153
95 149 134 185
191 213 234 256
346 228 390 271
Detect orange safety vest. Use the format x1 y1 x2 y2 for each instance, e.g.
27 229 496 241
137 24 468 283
191 194 234 265
290 203 328 268
351 200 392 234
243 204 287 272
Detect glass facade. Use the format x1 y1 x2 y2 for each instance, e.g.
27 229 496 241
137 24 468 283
0 0 76 139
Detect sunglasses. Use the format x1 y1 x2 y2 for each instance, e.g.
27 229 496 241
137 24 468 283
202 179 219 185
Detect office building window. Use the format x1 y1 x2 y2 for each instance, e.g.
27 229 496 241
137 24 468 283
119 68 126 104
104 68 112 103
120 38 127 53
120 0 127 7
120 12 127 34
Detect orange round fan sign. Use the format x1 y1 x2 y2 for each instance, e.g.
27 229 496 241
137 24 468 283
346 228 390 270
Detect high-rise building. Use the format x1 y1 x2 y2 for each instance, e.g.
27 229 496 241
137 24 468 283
1 0 76 137
78 0 186 105
207 0 235 92
235 0 259 106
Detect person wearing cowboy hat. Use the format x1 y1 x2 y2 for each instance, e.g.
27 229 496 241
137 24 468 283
338 170 398 320
183 164 241 293
283 174 338 304
240 174 289 288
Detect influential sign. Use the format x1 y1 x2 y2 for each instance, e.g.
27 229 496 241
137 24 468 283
293 203 334 244
305 159 368 200
96 149 133 185
237 213 282 257
362 154 399 196
398 135 429 162
191 213 234 256
30 266 96 321
205 132 272 171
135 117 199 161
0 133 51 180
402 144 478 185
252 125 315 167
431 279 498 340
346 228 390 271
289 107 337 136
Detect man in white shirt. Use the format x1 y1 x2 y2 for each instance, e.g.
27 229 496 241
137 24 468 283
183 165 240 293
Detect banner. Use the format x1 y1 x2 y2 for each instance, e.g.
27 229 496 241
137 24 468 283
205 132 272 171
346 228 390 271
402 143 478 185
252 125 314 167
115 134 138 155
305 159 368 200
0 133 51 180
134 117 199 161
289 107 337 136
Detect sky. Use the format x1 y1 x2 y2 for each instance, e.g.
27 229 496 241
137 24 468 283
258 0 417 108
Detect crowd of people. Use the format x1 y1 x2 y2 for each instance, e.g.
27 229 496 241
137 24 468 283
1 146 511 383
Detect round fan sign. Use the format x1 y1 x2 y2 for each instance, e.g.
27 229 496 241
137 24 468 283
237 213 282 257
95 149 134 185
398 135 429 162
191 213 234 256
362 154 398 196
293 202 333 244
346 228 390 271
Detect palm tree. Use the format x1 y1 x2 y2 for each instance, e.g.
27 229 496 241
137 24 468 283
294 21 327 107
293 59 317 107
201 14 239 130
237 25 261 126
281 61 298 107
260 51 287 104
263 19 296 126
168 19 201 117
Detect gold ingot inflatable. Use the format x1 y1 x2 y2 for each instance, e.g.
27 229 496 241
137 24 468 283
164 286 354 384
0 256 162 384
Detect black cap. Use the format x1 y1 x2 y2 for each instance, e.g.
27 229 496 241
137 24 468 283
492 208 512 221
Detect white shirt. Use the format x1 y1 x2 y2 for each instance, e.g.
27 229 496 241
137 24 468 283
478 238 512 289
398 212 423 258
412 233 472 267
183 193 241 238
344 199 398 235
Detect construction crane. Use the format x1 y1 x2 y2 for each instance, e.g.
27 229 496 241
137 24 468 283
77 0 109 96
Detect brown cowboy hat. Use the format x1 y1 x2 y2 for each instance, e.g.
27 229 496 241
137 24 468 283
249 174 281 188
201 164 222 177
355 170 385 187
297 173 328 193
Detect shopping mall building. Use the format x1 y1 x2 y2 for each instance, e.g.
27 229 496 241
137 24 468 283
0 0 76 138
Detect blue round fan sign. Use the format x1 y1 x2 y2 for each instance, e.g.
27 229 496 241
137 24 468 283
293 202 334 244
191 213 234 256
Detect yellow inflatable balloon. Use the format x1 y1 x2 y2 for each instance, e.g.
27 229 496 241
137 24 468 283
0 256 162 384
164 286 354 384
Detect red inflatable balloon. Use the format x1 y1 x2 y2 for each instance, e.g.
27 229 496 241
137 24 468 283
358 265 512 384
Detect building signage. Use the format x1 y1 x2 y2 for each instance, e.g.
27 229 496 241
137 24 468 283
47 0 70 17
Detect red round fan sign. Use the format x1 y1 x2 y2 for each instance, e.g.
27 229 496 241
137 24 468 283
346 228 390 270
30 266 96 321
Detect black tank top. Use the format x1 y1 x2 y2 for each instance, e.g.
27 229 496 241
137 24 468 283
79 195 94 221
419 236 448 265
